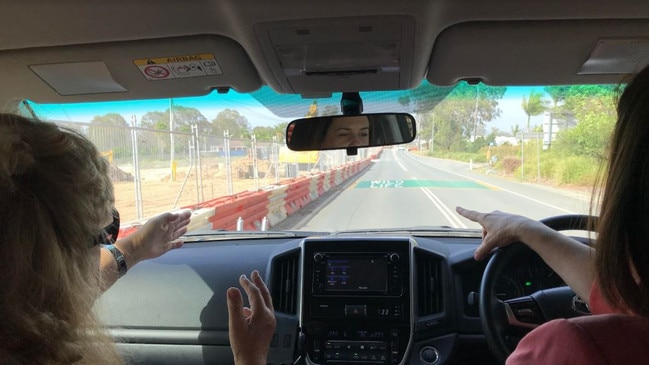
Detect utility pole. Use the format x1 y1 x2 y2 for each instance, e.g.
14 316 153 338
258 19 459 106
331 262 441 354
169 98 176 181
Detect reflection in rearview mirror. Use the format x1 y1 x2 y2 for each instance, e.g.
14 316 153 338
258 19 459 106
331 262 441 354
286 113 416 151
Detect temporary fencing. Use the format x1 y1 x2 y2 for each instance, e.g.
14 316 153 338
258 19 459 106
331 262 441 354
53 119 375 230
115 155 375 237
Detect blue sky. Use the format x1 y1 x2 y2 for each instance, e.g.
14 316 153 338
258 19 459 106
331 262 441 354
30 85 545 134
29 91 292 127
491 86 547 132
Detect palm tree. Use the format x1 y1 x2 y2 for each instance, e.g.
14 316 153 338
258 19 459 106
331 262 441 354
521 91 548 131
544 86 569 109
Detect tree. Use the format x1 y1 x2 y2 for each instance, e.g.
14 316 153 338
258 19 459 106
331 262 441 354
138 106 210 156
432 110 464 152
252 126 278 141
211 109 251 139
274 122 288 142
544 86 571 109
521 91 548 131
404 82 506 151
398 82 454 115
88 113 130 159
552 85 617 160
140 111 167 130
543 86 572 149
140 106 210 134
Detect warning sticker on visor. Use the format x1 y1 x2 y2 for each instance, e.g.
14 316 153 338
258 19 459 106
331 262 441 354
133 53 222 80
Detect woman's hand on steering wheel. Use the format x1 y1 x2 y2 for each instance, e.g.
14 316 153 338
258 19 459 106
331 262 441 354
457 209 595 364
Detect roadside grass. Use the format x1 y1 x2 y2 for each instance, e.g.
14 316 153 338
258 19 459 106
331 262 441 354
419 147 600 189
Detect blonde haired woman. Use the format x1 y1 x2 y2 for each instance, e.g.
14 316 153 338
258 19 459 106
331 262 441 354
0 113 190 364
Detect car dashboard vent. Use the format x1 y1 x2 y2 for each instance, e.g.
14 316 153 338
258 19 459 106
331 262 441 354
415 248 444 316
270 249 300 315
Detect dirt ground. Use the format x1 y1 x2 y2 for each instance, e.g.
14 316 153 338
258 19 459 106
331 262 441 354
113 158 280 224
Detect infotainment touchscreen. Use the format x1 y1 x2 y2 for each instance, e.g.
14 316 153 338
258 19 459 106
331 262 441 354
325 257 388 292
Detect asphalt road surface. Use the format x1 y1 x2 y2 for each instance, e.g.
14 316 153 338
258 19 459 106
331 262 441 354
277 149 592 232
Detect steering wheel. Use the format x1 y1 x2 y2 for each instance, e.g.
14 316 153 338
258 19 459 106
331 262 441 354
479 214 596 364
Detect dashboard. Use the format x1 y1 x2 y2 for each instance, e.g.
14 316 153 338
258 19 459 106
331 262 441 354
96 233 568 365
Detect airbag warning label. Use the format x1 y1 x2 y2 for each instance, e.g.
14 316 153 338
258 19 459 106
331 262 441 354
133 53 222 80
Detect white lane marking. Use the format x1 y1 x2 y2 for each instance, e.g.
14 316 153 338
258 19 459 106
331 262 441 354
393 150 408 172
420 187 467 228
397 158 408 172
406 155 576 214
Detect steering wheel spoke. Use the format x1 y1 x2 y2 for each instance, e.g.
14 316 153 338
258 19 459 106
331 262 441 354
505 296 544 328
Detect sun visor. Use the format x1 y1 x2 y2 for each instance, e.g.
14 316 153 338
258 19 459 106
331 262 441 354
0 35 261 103
427 20 649 86
254 16 416 94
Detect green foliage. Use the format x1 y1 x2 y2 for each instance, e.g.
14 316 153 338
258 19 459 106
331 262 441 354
211 109 251 139
552 86 617 160
467 134 495 153
274 122 288 142
427 150 485 163
90 113 129 126
252 125 284 142
140 105 210 134
140 110 167 130
490 144 520 159
544 86 571 107
552 155 599 185
417 82 507 153
88 113 130 154
521 90 548 131
397 81 455 114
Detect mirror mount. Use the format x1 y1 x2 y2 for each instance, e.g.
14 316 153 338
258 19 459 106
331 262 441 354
341 92 363 115
341 92 363 155
346 147 358 156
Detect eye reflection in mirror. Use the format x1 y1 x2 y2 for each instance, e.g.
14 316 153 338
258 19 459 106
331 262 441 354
286 113 416 151
321 115 370 148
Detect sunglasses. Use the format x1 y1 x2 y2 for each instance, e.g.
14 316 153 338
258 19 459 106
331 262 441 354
92 208 120 247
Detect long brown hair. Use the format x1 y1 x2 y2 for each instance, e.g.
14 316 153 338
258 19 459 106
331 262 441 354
0 114 121 364
595 66 649 317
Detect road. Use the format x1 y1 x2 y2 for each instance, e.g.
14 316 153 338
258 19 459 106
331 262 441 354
279 148 592 231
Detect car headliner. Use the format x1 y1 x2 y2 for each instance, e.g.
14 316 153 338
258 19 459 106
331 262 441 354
1 0 647 107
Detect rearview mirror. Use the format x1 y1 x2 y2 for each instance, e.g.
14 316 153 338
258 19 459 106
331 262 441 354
286 113 416 151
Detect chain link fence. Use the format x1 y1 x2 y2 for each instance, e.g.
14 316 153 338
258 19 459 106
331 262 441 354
55 121 371 224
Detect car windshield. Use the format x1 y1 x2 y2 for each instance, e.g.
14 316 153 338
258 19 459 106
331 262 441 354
26 80 615 233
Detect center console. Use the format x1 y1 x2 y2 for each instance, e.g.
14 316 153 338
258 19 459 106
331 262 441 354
301 238 412 364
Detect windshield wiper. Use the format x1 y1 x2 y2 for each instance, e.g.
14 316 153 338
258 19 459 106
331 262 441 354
180 230 326 242
331 226 481 237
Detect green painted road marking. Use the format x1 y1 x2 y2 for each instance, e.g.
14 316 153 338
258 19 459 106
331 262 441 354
355 180 489 189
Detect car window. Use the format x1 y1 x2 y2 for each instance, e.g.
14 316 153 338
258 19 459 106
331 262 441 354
26 81 616 232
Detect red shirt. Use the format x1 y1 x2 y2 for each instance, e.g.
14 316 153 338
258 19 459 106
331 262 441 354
506 282 649 365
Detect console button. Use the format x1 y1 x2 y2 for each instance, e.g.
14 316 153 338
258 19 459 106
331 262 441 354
344 304 367 317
